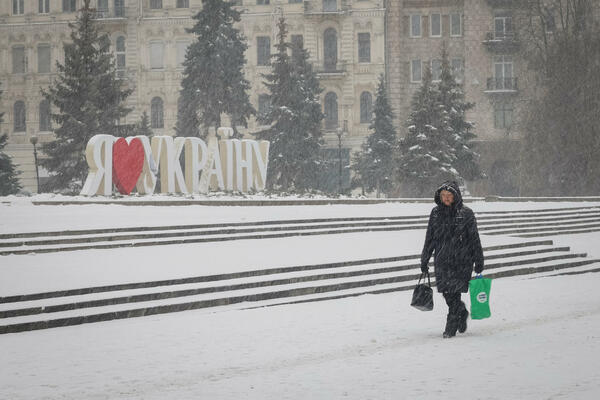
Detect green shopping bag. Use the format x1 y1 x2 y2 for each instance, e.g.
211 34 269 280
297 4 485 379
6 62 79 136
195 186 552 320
469 274 492 320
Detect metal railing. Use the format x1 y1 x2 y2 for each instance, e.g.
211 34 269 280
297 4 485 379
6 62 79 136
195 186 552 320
486 77 518 91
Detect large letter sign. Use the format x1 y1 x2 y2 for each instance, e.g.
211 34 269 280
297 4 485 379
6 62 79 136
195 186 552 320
80 128 270 196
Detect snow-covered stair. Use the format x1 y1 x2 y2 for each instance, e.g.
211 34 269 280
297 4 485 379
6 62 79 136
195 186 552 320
1 240 598 334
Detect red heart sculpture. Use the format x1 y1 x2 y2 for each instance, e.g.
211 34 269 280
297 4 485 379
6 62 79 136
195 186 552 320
112 137 145 195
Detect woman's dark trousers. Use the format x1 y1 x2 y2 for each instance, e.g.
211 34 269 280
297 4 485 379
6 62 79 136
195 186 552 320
443 292 467 336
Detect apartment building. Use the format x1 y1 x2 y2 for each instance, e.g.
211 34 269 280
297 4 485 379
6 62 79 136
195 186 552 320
386 0 524 196
0 0 386 193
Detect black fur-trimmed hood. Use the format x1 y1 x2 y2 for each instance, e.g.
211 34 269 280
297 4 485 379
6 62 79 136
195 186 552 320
434 180 463 209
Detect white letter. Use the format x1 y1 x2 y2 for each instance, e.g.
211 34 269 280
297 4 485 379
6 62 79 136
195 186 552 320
251 140 270 191
184 137 208 194
81 135 114 196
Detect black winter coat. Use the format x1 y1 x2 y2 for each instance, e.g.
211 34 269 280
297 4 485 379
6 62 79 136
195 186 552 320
421 181 484 293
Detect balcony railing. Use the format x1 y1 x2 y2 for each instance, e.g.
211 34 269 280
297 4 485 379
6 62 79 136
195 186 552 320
304 0 347 14
486 77 518 92
486 0 516 7
483 31 520 52
314 61 347 75
91 7 125 19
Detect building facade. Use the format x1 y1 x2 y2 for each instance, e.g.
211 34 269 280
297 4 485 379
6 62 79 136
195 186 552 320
386 0 525 196
0 0 386 193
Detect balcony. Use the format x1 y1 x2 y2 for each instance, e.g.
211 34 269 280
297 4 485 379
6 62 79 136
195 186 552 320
483 31 520 52
304 0 348 15
91 7 125 19
314 61 347 78
485 77 518 93
486 0 516 7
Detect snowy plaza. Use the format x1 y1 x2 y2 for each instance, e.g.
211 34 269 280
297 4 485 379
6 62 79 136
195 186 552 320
1 198 599 399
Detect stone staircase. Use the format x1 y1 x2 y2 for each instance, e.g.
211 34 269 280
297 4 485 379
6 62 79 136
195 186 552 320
1 206 599 334
1 206 600 256
0 238 598 334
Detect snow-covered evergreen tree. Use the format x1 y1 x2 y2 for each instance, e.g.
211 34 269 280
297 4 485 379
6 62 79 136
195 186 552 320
437 43 482 181
136 111 153 137
40 0 132 192
397 66 459 197
176 0 254 138
256 17 324 192
351 75 398 197
0 84 22 195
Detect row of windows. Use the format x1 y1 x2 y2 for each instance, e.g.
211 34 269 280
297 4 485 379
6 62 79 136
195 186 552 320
257 91 374 129
10 0 188 14
256 31 370 67
410 58 464 83
10 100 51 132
410 13 462 38
7 96 511 133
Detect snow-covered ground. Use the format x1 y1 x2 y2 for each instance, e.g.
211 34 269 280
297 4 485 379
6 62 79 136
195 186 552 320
1 271 599 399
1 199 599 399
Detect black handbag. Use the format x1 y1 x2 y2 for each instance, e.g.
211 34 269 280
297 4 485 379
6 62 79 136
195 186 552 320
411 272 434 311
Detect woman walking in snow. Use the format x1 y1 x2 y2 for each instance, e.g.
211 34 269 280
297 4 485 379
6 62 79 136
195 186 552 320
421 181 484 338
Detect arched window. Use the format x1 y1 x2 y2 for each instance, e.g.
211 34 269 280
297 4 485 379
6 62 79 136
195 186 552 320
324 92 338 130
323 28 337 71
360 92 372 124
39 100 51 132
116 36 126 78
14 101 26 132
151 97 164 129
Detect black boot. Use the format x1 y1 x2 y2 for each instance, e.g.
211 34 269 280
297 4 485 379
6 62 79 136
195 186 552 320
443 314 458 338
458 303 469 334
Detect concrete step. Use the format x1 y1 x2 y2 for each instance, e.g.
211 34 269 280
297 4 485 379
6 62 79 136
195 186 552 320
0 255 598 334
0 245 572 318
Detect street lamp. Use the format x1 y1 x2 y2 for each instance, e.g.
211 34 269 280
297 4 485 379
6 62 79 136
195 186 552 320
335 120 348 195
30 135 40 194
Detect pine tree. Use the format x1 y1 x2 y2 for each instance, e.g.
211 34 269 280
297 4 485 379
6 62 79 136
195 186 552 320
0 85 22 195
351 75 398 197
397 66 458 197
176 0 255 138
256 17 324 192
136 111 153 137
437 43 482 181
40 0 132 192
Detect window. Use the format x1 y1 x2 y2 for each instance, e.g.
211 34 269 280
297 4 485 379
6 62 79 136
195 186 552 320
149 41 164 69
116 36 126 77
257 0 270 4
358 33 370 63
257 36 271 66
12 46 26 74
430 13 441 37
151 97 164 129
431 59 442 81
451 13 462 36
324 92 338 130
177 0 189 7
258 94 271 119
291 34 303 59
494 16 513 39
13 0 25 15
176 41 190 68
38 44 51 74
411 60 422 82
289 0 302 3
97 0 108 14
63 0 77 12
451 58 464 82
150 0 162 9
323 0 336 12
544 10 556 33
14 101 26 133
114 0 125 17
493 55 514 89
360 92 372 124
39 0 50 13
411 15 421 37
324 28 337 70
39 100 51 132
494 103 513 129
